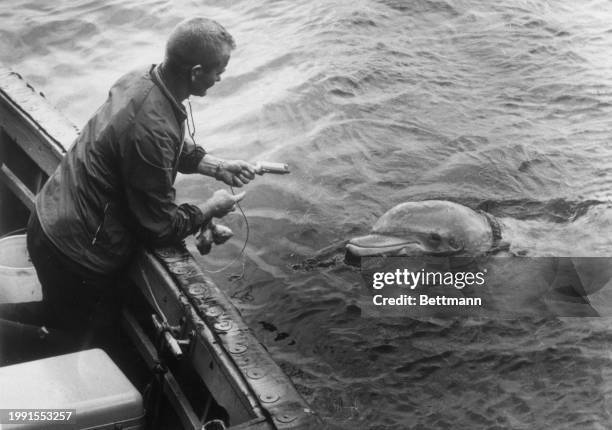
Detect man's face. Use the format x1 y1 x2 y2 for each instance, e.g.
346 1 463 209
190 48 231 97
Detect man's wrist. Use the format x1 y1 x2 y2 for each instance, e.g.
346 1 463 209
198 201 215 221
197 155 225 178
214 161 225 180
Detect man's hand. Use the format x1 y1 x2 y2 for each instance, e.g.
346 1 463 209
215 160 256 187
199 189 246 219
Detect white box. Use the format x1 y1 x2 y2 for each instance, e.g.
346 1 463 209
0 349 144 429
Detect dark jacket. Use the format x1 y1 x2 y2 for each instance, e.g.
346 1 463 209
36 65 207 274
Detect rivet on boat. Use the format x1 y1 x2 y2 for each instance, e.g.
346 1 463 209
170 264 193 275
214 320 232 332
169 260 189 269
246 368 265 379
229 344 247 355
205 306 222 317
275 414 297 423
259 393 279 403
188 283 207 296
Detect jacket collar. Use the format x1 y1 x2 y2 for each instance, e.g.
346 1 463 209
150 64 187 122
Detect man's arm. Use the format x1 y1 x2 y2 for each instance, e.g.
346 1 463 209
177 137 257 187
177 137 206 174
123 129 247 246
197 154 257 188
123 132 206 245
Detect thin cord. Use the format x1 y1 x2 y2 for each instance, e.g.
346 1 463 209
203 186 249 276
186 100 249 277
187 99 196 144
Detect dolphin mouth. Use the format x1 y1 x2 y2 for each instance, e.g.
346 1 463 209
345 234 424 257
345 233 465 259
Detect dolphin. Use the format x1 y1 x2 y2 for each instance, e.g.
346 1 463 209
346 200 506 258
345 200 612 316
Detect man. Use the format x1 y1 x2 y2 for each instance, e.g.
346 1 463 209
27 17 254 337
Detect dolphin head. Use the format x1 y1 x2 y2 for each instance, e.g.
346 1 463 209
346 200 500 259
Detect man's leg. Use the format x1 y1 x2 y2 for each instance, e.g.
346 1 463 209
26 211 121 349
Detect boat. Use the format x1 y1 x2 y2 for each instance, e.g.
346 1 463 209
0 67 322 430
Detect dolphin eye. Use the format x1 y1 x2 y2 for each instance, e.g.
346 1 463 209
448 237 460 249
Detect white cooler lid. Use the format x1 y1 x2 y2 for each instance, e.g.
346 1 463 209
0 348 143 429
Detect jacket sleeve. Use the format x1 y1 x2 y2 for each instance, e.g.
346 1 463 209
122 122 207 246
177 137 206 174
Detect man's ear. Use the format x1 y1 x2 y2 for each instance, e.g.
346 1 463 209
190 65 204 80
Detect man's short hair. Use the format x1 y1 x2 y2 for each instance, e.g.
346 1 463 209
165 17 236 72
